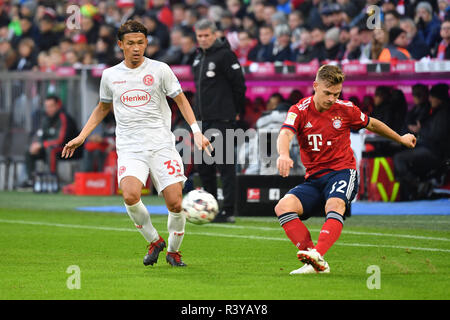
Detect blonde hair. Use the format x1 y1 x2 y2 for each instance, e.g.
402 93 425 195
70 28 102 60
315 64 345 86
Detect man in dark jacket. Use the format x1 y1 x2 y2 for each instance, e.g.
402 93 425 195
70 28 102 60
394 83 450 200
22 95 81 187
193 19 246 223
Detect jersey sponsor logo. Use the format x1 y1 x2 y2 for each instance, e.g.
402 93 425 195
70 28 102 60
143 74 154 86
119 166 126 176
304 121 313 128
360 112 365 122
231 63 240 70
307 134 323 151
332 116 343 129
285 112 297 125
120 89 151 107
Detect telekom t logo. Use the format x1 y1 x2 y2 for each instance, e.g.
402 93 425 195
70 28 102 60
308 134 322 151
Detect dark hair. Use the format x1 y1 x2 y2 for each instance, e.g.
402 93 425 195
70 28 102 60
117 20 148 41
412 83 429 102
45 95 61 105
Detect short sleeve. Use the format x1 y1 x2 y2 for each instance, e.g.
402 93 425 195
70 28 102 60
281 105 302 134
161 63 182 98
348 103 370 130
99 71 113 103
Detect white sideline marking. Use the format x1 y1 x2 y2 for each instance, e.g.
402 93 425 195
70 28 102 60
198 223 450 242
0 218 449 253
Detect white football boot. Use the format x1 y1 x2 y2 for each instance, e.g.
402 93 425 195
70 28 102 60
296 248 329 272
290 262 330 274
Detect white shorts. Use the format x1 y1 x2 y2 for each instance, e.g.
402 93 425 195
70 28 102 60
117 147 186 195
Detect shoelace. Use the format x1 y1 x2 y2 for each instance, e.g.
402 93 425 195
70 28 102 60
169 252 182 262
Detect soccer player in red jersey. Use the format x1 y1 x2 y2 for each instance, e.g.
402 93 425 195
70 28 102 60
275 65 417 274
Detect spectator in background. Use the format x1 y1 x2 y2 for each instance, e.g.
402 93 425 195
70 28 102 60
21 95 81 188
11 15 39 48
378 26 411 62
291 28 315 62
145 36 165 61
234 29 257 65
142 11 170 50
160 26 184 65
404 84 430 135
310 27 327 62
179 31 197 65
248 24 274 62
400 17 430 60
288 10 306 32
270 24 292 62
323 26 341 60
36 12 61 52
14 37 37 71
80 13 100 46
383 10 401 31
438 0 450 22
242 13 259 38
370 27 388 60
337 25 361 60
358 24 374 61
415 1 442 52
150 0 174 28
394 83 450 200
436 19 450 60
0 36 16 70
371 86 396 130
390 88 408 134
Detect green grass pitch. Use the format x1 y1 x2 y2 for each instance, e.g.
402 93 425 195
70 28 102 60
0 191 449 300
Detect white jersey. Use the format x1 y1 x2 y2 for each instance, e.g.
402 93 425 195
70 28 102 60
99 57 182 152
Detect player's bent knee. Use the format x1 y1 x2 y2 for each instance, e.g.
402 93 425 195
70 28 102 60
275 196 301 217
325 197 346 215
122 190 141 206
167 199 182 213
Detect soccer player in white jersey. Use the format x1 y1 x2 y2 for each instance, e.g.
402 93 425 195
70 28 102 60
62 21 212 267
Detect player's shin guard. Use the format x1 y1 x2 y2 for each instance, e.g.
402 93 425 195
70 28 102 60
167 211 186 253
278 212 314 250
125 200 159 243
314 211 344 256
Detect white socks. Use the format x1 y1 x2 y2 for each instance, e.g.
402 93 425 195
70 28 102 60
167 210 186 253
125 200 186 252
125 200 159 243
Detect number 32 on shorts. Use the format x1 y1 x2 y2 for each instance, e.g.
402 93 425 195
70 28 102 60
164 160 182 175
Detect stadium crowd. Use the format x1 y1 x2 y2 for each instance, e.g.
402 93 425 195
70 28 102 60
1 0 449 200
0 0 449 72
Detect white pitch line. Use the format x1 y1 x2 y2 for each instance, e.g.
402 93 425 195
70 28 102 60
0 218 449 253
194 223 450 242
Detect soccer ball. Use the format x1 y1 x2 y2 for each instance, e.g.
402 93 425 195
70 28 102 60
182 189 219 225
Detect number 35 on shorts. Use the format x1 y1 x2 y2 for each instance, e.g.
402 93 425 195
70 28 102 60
164 160 182 175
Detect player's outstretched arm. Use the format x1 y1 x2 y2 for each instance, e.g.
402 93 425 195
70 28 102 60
61 101 112 158
366 117 416 149
277 128 295 177
172 92 213 155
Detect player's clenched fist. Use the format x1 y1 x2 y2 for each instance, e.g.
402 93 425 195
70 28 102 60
61 136 85 159
277 154 294 178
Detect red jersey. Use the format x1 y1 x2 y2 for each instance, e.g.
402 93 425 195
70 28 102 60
281 96 369 179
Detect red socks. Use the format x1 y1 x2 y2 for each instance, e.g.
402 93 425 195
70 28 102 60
314 211 344 256
278 212 314 250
